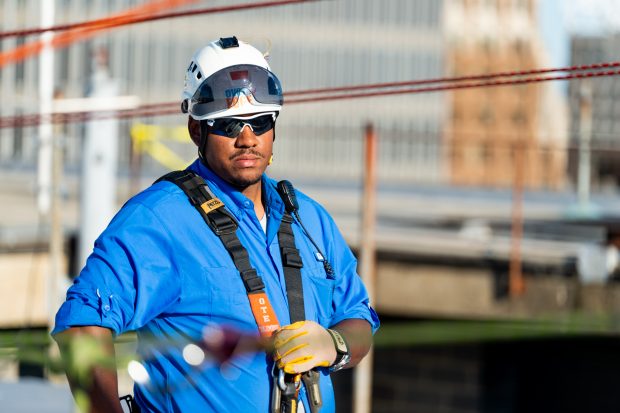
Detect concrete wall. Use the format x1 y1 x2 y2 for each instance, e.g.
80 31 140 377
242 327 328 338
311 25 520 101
0 253 52 328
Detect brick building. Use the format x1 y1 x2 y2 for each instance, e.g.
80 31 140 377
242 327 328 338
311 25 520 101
444 0 567 189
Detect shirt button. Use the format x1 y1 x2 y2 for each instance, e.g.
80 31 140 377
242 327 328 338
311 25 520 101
243 201 251 208
103 305 111 312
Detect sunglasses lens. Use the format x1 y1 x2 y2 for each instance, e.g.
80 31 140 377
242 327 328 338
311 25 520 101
210 118 240 137
224 120 244 137
247 115 274 135
210 115 275 138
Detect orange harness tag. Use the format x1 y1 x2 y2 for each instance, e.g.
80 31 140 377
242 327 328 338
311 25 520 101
248 292 280 337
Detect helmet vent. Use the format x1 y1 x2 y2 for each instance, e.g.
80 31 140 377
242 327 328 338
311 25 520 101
196 71 202 80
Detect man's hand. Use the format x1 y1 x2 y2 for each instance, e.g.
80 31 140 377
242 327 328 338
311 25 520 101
54 327 122 413
273 321 336 374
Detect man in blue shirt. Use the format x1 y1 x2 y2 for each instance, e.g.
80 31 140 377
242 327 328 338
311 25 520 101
53 36 379 413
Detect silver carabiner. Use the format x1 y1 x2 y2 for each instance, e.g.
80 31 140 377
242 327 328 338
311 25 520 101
276 366 301 391
278 367 288 391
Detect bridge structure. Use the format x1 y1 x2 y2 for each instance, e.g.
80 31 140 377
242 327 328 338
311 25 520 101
2 169 620 331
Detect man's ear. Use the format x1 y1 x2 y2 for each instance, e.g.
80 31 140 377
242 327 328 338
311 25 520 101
188 117 201 147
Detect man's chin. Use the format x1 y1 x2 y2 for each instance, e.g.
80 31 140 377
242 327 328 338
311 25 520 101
227 173 263 189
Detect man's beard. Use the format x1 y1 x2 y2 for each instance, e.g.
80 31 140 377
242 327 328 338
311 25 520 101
226 149 265 189
228 174 262 189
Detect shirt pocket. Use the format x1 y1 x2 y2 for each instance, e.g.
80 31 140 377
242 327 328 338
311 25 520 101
203 267 249 322
302 264 335 327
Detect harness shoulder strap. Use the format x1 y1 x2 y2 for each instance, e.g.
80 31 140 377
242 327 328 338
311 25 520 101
155 171 308 331
157 172 314 408
156 170 267 293
156 170 237 236
277 212 305 323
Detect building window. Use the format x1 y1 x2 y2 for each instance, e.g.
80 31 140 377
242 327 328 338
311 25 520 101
514 39 527 56
480 106 494 125
452 108 462 122
512 109 527 125
13 109 23 158
15 36 25 87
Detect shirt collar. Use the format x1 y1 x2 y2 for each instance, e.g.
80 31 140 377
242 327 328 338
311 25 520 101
187 159 285 222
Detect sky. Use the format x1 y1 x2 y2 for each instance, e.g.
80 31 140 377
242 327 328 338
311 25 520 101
539 0 620 68
563 0 620 35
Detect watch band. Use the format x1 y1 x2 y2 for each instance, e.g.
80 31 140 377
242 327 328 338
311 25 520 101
327 329 350 372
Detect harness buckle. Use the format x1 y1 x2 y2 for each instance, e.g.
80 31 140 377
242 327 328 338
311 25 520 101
207 213 238 235
281 247 303 269
242 269 265 292
212 220 237 236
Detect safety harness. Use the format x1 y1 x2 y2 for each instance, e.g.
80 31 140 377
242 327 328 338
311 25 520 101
155 170 323 413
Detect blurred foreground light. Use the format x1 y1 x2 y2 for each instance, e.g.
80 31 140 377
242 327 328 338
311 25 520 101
127 360 150 384
183 344 206 366
202 324 225 347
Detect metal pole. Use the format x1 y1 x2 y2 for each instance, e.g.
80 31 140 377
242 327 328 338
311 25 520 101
78 48 120 270
353 123 378 413
49 106 64 328
38 0 59 331
38 0 55 217
577 81 592 209
509 141 525 296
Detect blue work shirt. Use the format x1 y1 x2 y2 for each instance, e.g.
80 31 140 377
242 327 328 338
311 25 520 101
53 159 379 412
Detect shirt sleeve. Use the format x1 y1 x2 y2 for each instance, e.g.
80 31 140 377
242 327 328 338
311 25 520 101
52 201 182 336
323 212 380 334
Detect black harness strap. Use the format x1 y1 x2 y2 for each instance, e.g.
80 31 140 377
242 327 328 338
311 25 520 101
155 170 265 293
156 170 317 412
155 170 305 318
278 213 305 323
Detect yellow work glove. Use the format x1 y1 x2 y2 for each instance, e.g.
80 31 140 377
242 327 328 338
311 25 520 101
273 321 337 374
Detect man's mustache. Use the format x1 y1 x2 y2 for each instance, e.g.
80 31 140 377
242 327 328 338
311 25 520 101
229 149 264 160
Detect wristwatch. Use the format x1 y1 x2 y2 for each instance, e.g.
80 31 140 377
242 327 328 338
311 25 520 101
326 329 351 372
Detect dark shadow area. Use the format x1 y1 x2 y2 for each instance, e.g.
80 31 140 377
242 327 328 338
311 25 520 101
333 317 620 413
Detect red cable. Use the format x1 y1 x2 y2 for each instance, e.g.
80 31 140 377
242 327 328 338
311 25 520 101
284 69 620 104
0 0 319 40
286 61 620 96
0 0 200 69
1 69 619 129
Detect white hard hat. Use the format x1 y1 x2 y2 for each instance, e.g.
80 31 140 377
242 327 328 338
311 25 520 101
181 36 283 120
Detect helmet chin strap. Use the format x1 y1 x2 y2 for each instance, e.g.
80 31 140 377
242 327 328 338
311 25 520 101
198 120 210 161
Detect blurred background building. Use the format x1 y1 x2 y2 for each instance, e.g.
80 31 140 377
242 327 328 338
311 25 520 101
445 0 568 188
1 0 448 184
568 33 620 190
2 0 620 412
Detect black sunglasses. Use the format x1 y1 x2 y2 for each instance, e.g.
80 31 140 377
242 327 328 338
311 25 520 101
208 114 276 138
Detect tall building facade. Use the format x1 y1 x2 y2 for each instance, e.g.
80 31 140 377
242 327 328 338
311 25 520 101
444 0 567 189
0 0 447 184
568 34 620 189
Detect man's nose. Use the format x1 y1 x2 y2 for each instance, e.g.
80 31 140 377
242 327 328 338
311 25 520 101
235 125 259 147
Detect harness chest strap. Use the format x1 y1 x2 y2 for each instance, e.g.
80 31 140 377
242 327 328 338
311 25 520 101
156 170 283 337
